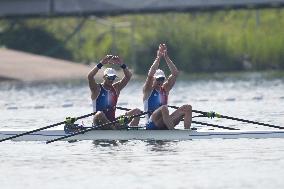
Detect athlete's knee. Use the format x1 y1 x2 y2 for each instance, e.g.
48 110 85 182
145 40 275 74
94 111 106 119
126 108 142 116
160 105 169 113
132 108 142 114
181 104 192 112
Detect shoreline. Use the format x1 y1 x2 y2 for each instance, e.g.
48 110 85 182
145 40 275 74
0 48 93 82
0 48 138 83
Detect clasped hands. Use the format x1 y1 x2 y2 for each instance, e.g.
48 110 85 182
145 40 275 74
100 55 123 66
157 43 168 59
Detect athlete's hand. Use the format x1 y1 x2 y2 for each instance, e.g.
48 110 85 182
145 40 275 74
109 55 123 65
161 44 168 57
116 56 124 66
100 55 113 64
156 44 164 58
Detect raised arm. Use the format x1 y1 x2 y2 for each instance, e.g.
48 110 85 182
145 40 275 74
88 55 112 94
143 45 164 93
113 56 132 92
162 44 179 92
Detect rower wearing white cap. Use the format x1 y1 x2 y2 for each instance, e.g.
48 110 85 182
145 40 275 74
143 44 192 130
88 55 141 129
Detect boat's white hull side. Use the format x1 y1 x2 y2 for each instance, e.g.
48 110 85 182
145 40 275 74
1 130 284 141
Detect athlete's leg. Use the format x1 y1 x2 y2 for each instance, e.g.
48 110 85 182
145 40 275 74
151 105 175 129
149 108 164 129
93 111 114 129
125 108 142 126
170 104 192 129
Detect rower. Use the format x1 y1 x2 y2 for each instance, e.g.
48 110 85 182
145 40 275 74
88 55 141 129
143 44 192 130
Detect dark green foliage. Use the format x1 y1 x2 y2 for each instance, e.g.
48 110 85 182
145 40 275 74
0 24 72 60
0 9 283 73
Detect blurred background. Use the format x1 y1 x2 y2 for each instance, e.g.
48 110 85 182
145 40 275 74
0 0 284 80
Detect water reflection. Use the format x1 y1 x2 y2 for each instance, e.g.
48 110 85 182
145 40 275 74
92 140 128 147
145 140 180 152
90 139 180 153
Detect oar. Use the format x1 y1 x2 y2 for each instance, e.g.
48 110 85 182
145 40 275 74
117 106 237 130
46 111 148 144
168 105 284 129
116 106 132 111
0 107 140 142
192 121 239 130
0 111 97 142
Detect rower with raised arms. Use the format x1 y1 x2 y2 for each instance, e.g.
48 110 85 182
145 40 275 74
88 55 141 129
143 44 192 130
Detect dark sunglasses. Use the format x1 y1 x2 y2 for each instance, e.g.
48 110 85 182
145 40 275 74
156 77 165 82
106 75 116 81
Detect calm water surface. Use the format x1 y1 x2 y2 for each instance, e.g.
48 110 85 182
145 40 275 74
0 72 284 189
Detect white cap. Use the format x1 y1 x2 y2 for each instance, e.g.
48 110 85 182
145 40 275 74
154 69 165 78
104 68 117 76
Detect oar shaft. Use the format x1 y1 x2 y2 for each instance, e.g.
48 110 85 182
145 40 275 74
0 107 141 143
46 111 148 144
117 106 237 130
0 112 97 142
168 105 284 129
116 106 131 111
216 115 284 129
0 121 64 142
47 121 118 144
192 121 238 130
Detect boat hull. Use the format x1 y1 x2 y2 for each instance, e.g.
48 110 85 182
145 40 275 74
1 129 284 141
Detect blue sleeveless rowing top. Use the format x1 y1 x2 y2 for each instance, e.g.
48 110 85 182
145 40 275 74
144 88 168 119
92 84 118 121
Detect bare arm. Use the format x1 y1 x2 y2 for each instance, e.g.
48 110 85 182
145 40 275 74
143 57 160 92
143 45 164 94
162 45 179 92
113 57 132 92
87 66 100 93
88 55 113 97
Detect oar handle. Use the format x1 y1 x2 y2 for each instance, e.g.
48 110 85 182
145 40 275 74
46 111 149 144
